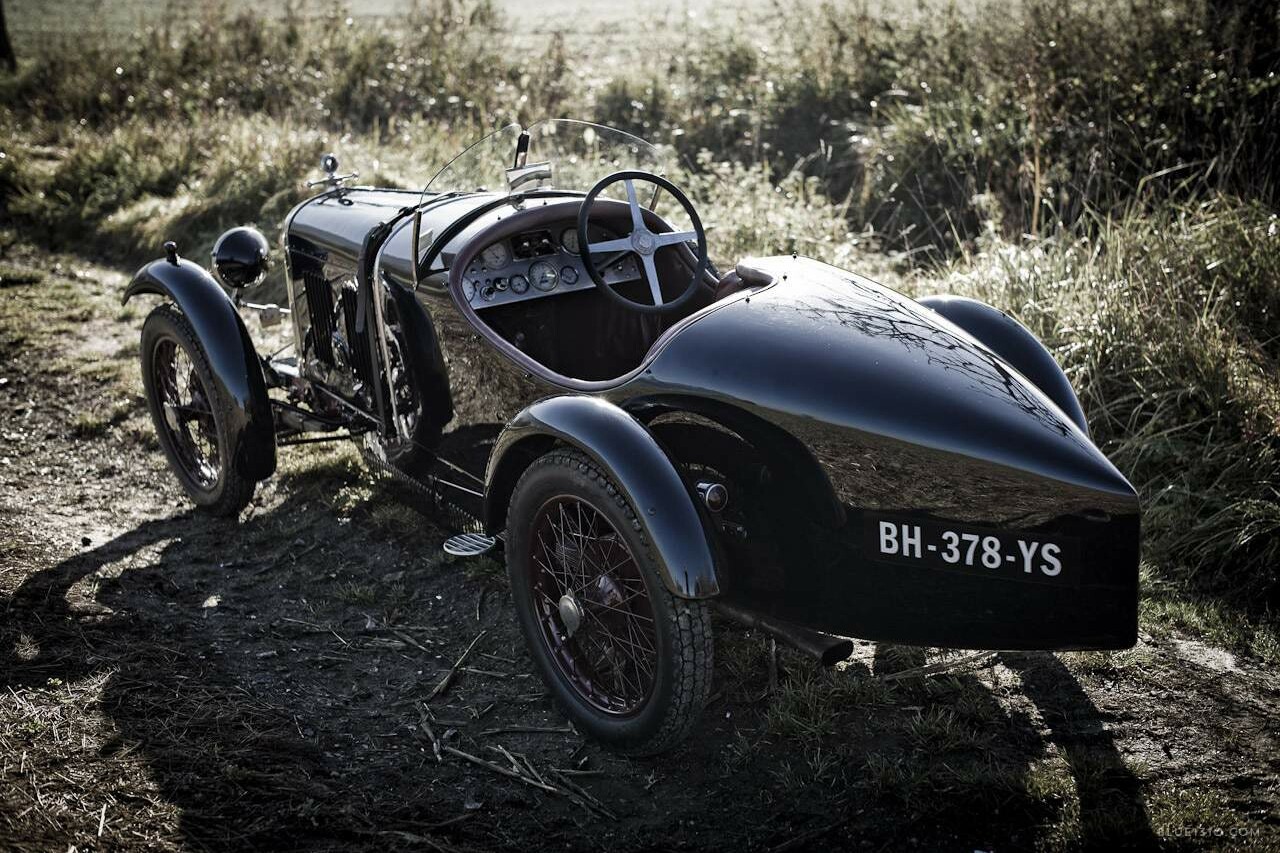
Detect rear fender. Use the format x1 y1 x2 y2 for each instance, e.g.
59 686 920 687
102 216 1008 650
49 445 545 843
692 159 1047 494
628 396 846 529
485 396 721 599
124 255 276 480
917 295 1090 436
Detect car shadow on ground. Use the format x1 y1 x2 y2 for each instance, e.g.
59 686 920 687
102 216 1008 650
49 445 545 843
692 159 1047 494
1002 652 1156 847
864 643 1157 850
2 491 1157 851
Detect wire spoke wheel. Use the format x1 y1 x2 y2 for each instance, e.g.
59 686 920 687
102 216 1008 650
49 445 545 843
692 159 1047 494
140 304 256 517
383 303 422 444
151 335 220 490
508 450 713 753
358 286 437 478
527 494 658 715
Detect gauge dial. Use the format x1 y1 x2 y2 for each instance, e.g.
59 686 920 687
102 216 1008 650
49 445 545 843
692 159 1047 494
560 265 579 285
462 279 477 302
560 227 580 255
509 273 529 294
529 261 558 292
481 242 511 270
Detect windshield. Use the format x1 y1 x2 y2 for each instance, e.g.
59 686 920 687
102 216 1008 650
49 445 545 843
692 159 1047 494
423 119 667 197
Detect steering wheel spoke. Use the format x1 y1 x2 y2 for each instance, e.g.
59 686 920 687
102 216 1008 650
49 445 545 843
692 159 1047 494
586 236 634 254
623 179 646 231
639 254 664 306
655 230 698 248
576 170 709 316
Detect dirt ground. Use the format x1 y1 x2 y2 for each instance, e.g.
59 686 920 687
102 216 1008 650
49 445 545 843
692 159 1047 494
1 242 1278 851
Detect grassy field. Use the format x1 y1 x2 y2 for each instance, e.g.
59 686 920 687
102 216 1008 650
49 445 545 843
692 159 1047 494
6 0 772 27
1 0 1279 849
9 0 770 27
5 0 782 67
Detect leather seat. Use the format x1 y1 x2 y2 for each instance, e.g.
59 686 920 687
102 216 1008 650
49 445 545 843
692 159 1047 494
713 261 774 301
714 270 748 300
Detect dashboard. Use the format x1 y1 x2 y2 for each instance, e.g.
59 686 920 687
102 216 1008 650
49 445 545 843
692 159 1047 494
460 223 640 310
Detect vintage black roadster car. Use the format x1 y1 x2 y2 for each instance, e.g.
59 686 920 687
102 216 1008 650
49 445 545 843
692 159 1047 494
125 120 1140 754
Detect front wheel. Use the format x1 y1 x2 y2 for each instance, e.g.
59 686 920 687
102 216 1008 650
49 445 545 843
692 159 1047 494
140 304 255 517
505 449 713 755
358 283 440 477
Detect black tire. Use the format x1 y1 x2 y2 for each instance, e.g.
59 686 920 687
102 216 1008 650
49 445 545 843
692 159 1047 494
505 448 713 755
140 304 255 517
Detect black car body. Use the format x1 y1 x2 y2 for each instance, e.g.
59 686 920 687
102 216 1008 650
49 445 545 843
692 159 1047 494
125 120 1139 752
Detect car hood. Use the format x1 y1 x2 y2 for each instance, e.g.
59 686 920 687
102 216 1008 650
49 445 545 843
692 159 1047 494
633 256 1135 501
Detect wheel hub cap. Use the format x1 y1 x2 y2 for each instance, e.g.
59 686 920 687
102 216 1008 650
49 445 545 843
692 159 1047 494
558 594 584 638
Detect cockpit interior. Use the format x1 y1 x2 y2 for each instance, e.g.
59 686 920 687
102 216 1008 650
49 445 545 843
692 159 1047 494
448 198 757 383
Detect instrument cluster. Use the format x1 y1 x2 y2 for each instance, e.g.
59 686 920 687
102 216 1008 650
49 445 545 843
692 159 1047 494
462 225 639 309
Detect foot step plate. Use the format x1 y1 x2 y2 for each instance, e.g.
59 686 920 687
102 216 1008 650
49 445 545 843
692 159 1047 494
443 532 498 557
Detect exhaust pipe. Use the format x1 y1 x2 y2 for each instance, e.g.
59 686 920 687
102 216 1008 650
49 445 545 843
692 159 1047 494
715 603 853 666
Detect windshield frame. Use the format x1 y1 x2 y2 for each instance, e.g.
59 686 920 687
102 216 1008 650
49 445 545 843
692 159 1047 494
422 119 668 199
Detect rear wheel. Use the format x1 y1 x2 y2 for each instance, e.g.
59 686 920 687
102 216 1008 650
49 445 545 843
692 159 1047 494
140 304 254 517
505 449 713 755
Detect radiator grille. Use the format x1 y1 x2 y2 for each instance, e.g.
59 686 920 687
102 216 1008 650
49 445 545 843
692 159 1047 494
303 269 336 365
340 286 374 387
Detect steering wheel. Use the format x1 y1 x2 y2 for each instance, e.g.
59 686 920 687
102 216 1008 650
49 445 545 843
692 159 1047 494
576 170 709 315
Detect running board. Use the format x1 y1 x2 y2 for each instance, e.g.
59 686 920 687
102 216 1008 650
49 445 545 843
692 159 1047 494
443 532 499 557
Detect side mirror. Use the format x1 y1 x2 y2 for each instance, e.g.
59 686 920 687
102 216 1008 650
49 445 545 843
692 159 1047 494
212 227 271 289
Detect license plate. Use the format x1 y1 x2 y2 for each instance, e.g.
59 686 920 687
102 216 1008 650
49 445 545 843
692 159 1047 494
865 513 1080 587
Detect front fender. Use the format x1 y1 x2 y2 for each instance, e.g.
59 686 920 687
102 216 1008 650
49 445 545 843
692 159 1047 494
917 295 1090 436
124 256 276 481
485 396 721 599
